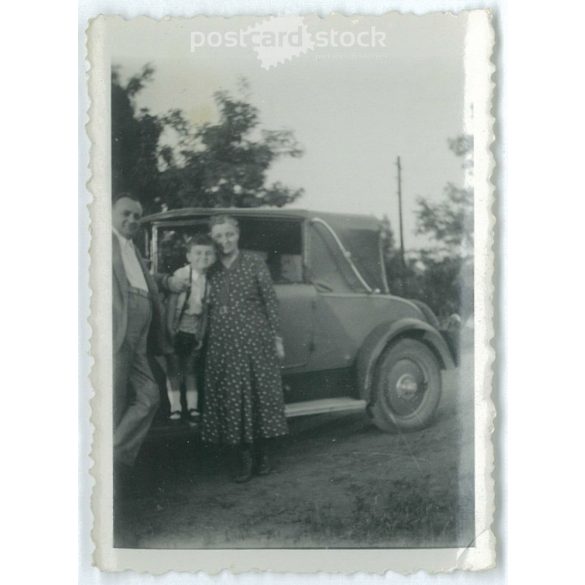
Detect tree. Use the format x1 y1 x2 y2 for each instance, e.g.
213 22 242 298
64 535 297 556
159 89 303 209
111 64 166 213
415 135 473 259
111 65 304 212
381 214 412 296
398 135 474 320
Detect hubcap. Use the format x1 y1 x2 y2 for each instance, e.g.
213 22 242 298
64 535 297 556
395 373 419 401
384 358 428 416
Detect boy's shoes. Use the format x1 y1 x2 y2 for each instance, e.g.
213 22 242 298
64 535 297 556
168 410 182 422
167 409 199 425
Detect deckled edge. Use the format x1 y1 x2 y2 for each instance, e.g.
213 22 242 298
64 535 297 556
85 10 497 576
87 15 116 572
455 7 497 571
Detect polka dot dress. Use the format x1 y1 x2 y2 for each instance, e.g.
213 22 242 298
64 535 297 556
201 251 288 446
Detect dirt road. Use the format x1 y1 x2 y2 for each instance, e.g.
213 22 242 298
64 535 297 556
115 349 475 549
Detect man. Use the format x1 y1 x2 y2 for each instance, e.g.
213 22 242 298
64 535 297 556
112 194 166 472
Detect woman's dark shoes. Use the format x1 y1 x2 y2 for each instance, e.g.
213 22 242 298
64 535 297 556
255 452 271 476
233 448 253 483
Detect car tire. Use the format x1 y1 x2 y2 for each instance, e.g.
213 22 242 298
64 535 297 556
370 338 442 432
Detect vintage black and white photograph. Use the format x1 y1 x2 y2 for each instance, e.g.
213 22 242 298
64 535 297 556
88 11 494 573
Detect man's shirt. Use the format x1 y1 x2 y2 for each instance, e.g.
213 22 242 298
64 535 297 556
113 228 148 292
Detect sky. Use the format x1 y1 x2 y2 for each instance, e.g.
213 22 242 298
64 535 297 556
107 13 469 249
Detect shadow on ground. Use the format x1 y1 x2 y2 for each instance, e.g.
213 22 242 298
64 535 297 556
115 350 475 549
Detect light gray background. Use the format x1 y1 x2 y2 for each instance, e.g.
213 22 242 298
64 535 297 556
108 12 467 249
73 0 585 584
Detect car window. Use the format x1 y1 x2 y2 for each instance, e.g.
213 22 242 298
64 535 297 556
156 224 209 274
236 218 304 284
307 222 370 294
153 219 304 284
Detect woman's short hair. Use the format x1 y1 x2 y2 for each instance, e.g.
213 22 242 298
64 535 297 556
209 214 239 231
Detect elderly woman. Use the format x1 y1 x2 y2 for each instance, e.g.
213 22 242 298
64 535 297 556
201 215 288 482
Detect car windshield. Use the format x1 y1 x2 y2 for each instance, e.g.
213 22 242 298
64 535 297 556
333 226 387 293
307 221 370 294
308 215 387 294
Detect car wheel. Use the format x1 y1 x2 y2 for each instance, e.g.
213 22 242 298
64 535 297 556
370 338 442 432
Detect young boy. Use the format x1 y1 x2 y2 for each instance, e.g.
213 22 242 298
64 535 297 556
166 234 217 422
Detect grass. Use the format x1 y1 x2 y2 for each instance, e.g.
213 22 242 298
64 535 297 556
296 475 475 547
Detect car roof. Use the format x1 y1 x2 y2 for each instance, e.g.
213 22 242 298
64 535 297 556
141 207 381 231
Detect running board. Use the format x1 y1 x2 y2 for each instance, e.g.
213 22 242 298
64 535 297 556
285 398 366 418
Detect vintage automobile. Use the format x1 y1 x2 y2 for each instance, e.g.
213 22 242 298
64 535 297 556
140 207 457 433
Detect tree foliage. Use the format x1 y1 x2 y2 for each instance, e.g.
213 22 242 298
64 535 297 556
390 135 474 320
111 65 304 213
415 135 473 258
112 64 166 213
159 90 304 209
416 184 473 254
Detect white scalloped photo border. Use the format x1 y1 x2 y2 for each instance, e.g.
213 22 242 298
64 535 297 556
86 10 496 575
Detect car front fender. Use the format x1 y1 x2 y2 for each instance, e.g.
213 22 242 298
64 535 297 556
355 318 456 402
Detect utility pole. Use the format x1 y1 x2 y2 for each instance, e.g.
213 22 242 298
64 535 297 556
396 156 406 272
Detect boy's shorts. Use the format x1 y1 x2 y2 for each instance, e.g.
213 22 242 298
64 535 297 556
174 331 199 358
